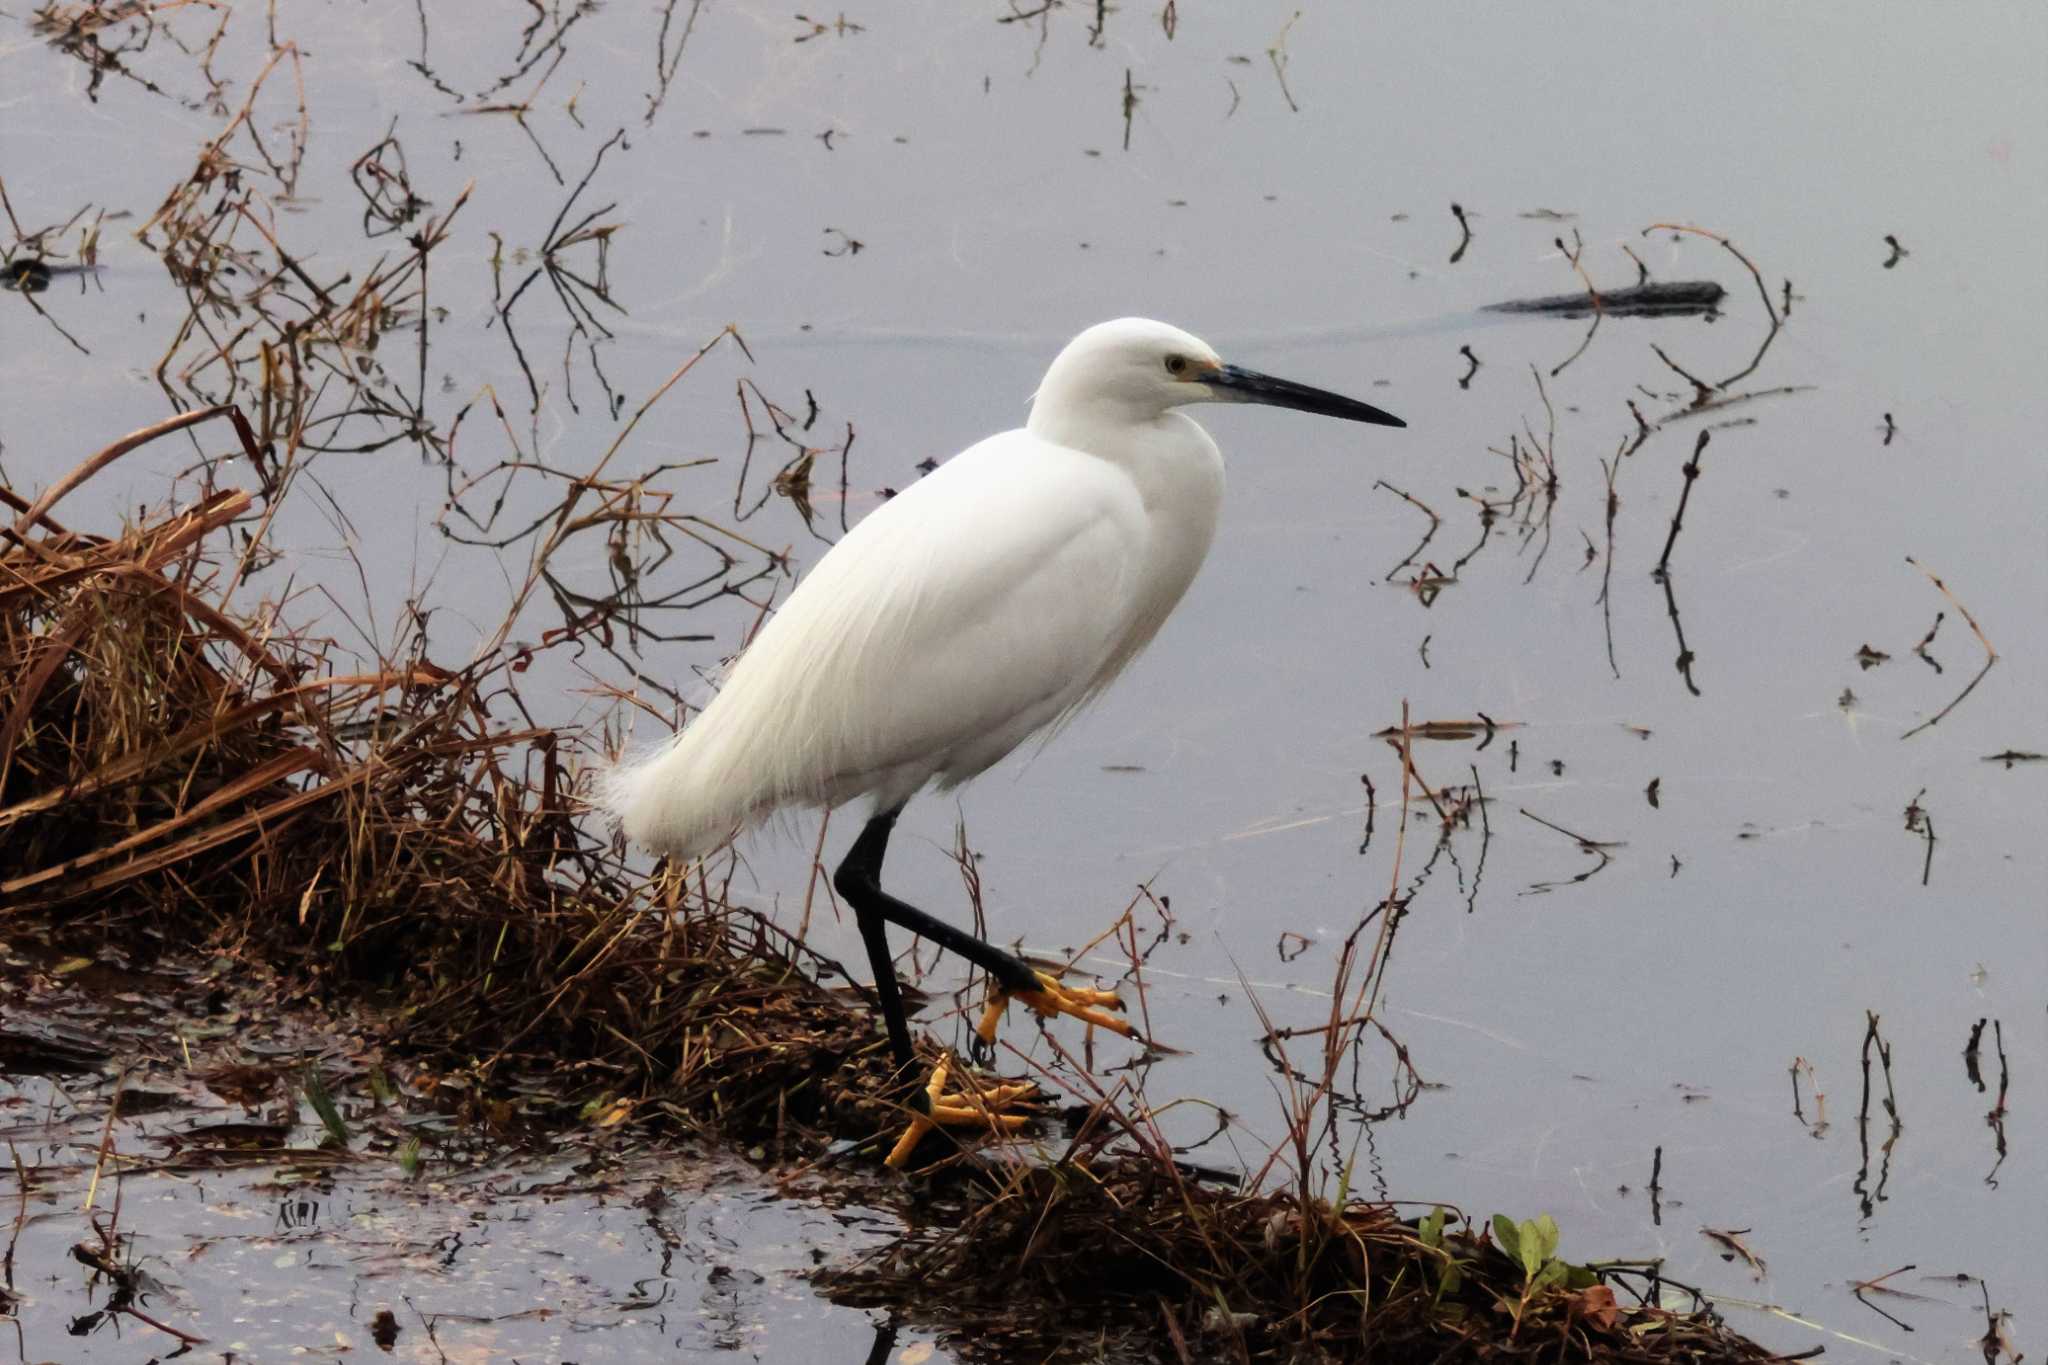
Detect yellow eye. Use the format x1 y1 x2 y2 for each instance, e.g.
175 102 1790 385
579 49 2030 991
1164 354 1188 376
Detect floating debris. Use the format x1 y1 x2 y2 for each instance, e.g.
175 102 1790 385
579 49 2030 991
1484 280 1726 319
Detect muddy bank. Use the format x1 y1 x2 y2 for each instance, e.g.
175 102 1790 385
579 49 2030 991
0 928 920 1362
0 907 1776 1365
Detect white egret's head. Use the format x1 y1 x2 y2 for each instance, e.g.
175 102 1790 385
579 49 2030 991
1031 317 1404 435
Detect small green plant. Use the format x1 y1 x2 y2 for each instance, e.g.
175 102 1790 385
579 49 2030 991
397 1134 422 1179
1491 1213 1599 1332
302 1067 349 1148
1416 1206 1466 1300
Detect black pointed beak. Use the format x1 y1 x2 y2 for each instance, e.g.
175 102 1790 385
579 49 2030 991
1209 364 1405 428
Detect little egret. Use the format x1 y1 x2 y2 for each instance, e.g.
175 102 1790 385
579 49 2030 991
605 318 1402 1146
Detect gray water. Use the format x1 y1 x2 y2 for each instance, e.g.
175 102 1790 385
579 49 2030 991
0 940 917 1361
4 3 2043 1361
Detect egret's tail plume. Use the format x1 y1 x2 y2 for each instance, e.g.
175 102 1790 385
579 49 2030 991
597 730 750 862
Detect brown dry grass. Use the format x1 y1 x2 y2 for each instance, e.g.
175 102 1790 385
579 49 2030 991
0 405 889 1150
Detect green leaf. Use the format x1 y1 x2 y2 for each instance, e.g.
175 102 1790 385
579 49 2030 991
1534 1213 1561 1263
1530 1258 1569 1293
397 1135 421 1178
1492 1214 1521 1262
1567 1264 1600 1290
1517 1219 1544 1281
1419 1207 1445 1248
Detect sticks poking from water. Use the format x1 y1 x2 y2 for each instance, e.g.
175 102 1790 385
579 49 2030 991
1547 230 1603 377
1978 1283 2022 1365
1854 1011 1901 1220
1266 10 1301 113
1701 1227 1766 1282
1790 1057 1828 1137
1902 788 1935 887
1661 570 1701 697
1374 479 1440 584
732 379 858 541
1448 201 1471 265
1516 368 1560 584
1652 384 1815 431
647 0 707 124
1901 630 1932 681
1626 399 1654 453
0 179 97 355
1849 1263 1931 1332
1899 557 1997 740
1982 1019 2008 1185
1517 808 1623 895
1642 222 1784 390
1457 344 1480 389
1965 1016 2011 1181
1651 344 1714 408
1461 762 1492 913
130 37 475 465
461 38 575 184
1597 439 1626 678
1652 430 1710 578
490 127 627 414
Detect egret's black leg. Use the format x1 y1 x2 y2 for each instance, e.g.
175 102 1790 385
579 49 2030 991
837 810 915 1065
833 806 1039 1067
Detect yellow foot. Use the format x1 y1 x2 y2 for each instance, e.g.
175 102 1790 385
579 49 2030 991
884 1057 1039 1169
975 969 1132 1046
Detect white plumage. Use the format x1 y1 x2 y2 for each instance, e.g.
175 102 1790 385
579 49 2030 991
602 317 1402 865
605 323 1221 856
601 317 1402 1081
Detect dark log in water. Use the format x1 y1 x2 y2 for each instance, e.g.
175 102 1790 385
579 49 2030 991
1484 280 1725 319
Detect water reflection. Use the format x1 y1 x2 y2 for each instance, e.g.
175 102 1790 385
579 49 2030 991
861 1315 899 1365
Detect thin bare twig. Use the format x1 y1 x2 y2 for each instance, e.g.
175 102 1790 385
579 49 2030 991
1899 557 1997 740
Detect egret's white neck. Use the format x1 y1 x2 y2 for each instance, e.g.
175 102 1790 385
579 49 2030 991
1025 386 1179 457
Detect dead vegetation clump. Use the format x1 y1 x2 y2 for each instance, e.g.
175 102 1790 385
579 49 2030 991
0 404 896 1151
822 1148 1777 1365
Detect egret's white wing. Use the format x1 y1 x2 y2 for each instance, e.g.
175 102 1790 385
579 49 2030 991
608 431 1146 854
761 432 1148 794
